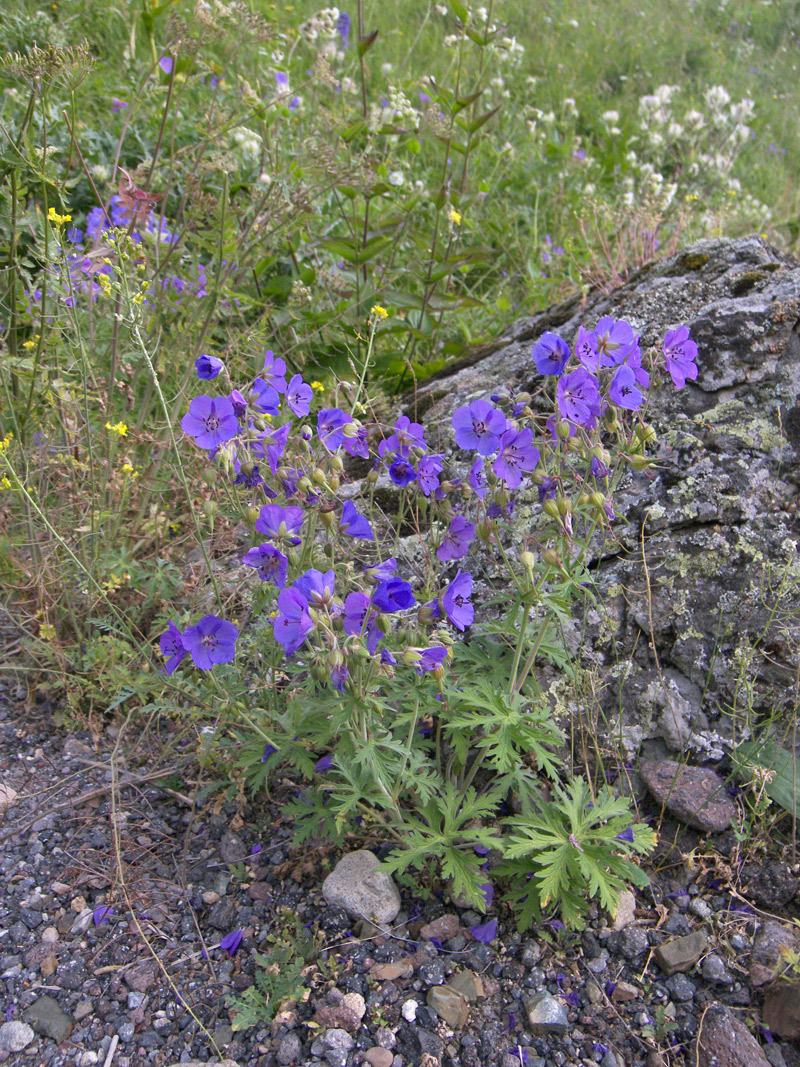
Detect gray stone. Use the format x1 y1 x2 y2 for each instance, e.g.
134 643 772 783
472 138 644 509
426 985 470 1028
696 1004 770 1067
750 921 800 987
364 1049 394 1067
0 1021 35 1052
520 940 542 967
611 926 649 959
665 973 696 1001
322 850 401 924
524 991 569 1034
640 761 736 832
762 984 800 1041
277 1031 303 1065
701 954 732 984
653 931 707 975
23 996 74 1042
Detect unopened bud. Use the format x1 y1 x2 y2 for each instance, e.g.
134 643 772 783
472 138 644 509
366 468 379 485
556 420 573 441
590 491 605 509
320 509 336 529
376 613 392 635
577 492 591 507
330 453 344 472
567 436 584 453
329 473 340 491
630 454 649 470
418 603 437 624
476 519 494 543
557 496 572 517
519 550 536 571
201 468 217 486
313 468 327 485
245 505 260 525
298 476 312 493
495 488 509 509
202 499 217 519
635 422 657 446
543 499 560 519
440 480 455 495
342 422 359 438
542 547 562 568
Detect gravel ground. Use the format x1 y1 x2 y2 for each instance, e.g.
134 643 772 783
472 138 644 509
1 677 799 1067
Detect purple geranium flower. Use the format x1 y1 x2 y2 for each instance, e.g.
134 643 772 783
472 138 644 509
442 570 474 631
480 883 494 909
159 620 188 674
556 367 602 427
339 500 374 540
250 376 280 415
406 645 448 675
663 325 698 389
273 587 314 654
593 316 637 367
343 592 381 653
452 399 508 455
364 558 397 583
608 364 644 410
318 407 351 451
468 458 488 499
195 354 224 380
229 389 247 417
532 331 570 376
261 743 278 762
342 423 370 459
337 10 350 46
262 350 287 392
159 56 173 74
294 569 339 612
493 427 540 489
315 754 334 773
615 826 635 843
181 615 238 670
241 543 289 588
379 414 427 459
437 515 475 562
417 453 443 497
372 578 416 612
470 917 497 943
219 929 244 956
388 457 417 487
181 395 239 451
286 374 312 417
255 504 304 545
93 904 114 926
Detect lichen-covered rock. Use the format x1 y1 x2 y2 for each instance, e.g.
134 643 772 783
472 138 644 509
408 235 800 755
696 1004 770 1067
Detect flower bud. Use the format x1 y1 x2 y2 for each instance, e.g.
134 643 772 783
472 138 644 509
629 454 649 470
418 602 437 624
366 468 379 485
567 435 584 453
432 665 445 682
375 613 392 635
556 420 573 441
635 422 657 447
519 550 536 571
313 467 327 485
476 518 494 543
201 467 217 486
402 647 422 666
298 476 312 493
543 499 560 519
495 488 509 509
245 505 260 525
440 480 456 495
557 496 572 517
542 547 562 568
577 492 591 507
590 491 605 509
330 453 344 472
329 473 340 491
202 499 217 520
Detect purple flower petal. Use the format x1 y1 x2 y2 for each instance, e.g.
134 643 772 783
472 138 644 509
470 917 497 943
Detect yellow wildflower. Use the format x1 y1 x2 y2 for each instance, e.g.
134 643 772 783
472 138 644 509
369 305 389 322
448 208 462 226
0 475 12 491
47 206 72 226
311 381 326 392
105 421 128 437
121 462 139 478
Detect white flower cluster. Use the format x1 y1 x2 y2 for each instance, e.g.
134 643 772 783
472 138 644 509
633 82 767 223
299 6 340 42
231 125 262 162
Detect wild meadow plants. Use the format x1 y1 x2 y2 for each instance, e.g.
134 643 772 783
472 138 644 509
1 0 799 925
